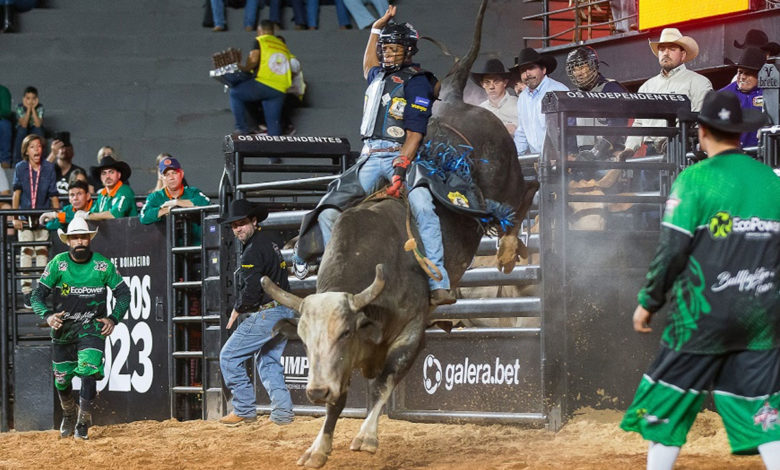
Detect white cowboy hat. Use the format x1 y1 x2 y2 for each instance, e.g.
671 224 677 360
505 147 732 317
57 217 98 244
649 28 699 63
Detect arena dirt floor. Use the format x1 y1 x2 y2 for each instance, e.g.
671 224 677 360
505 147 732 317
0 408 766 469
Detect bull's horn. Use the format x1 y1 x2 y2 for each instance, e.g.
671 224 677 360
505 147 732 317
350 264 386 312
261 276 303 313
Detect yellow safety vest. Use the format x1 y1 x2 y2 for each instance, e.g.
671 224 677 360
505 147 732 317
255 35 294 93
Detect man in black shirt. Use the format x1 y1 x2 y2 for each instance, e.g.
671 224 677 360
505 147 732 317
218 199 296 426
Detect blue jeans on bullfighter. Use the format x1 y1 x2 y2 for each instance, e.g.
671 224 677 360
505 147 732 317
219 305 295 424
318 139 450 291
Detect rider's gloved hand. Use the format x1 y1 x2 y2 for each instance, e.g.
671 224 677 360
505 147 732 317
386 155 411 198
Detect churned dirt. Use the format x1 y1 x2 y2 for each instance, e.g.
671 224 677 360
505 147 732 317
0 408 764 469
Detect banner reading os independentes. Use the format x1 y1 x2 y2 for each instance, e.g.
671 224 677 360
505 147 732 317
638 0 749 30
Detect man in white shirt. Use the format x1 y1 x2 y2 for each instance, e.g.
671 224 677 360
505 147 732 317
510 48 569 155
625 28 713 152
470 58 517 135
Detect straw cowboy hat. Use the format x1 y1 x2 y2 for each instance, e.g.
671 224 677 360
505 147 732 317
649 28 699 63
678 90 767 133
219 199 269 225
470 58 512 86
57 217 98 244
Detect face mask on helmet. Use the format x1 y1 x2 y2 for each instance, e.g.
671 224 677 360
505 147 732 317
376 22 419 72
566 47 600 91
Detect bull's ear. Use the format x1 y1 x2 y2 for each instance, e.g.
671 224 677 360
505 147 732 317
356 312 382 345
273 317 300 340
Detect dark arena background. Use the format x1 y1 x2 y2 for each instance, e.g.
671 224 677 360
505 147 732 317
0 0 778 468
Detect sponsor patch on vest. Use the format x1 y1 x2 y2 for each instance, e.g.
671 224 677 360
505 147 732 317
413 96 430 110
447 191 469 207
381 93 391 105
389 97 406 119
392 75 404 84
386 126 405 138
753 95 764 108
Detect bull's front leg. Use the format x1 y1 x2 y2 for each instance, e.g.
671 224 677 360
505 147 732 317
350 323 424 454
298 393 347 468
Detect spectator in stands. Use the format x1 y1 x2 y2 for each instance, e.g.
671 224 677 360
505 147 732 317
470 57 518 135
87 156 137 220
218 199 295 426
610 0 636 33
90 146 115 190
39 180 92 231
13 86 44 165
624 28 713 153
0 84 12 168
95 145 115 163
140 156 210 224
229 20 298 137
510 48 569 155
12 134 60 308
734 28 780 61
45 131 90 197
67 168 90 189
268 0 307 30
31 217 130 441
720 47 767 149
210 0 263 32
306 0 352 30
0 152 11 213
342 0 389 30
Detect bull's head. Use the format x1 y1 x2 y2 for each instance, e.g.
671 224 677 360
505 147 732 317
261 264 386 405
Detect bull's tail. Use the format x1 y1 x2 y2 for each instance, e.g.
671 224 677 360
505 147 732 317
437 0 488 103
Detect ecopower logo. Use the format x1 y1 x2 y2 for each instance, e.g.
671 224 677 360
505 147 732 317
422 353 521 395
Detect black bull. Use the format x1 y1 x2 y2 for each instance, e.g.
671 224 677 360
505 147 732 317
260 1 538 467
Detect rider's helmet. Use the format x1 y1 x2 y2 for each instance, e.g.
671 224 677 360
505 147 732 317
566 46 600 91
376 21 419 71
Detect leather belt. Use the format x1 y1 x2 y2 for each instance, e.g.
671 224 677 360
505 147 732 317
367 145 402 154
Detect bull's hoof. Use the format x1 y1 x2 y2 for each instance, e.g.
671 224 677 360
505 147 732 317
350 435 378 453
297 450 328 468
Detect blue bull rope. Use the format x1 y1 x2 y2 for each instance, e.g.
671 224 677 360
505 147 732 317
416 141 515 231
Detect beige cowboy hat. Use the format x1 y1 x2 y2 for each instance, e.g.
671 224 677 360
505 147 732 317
57 217 98 244
649 28 699 63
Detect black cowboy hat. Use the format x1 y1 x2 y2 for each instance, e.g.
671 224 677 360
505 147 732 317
90 156 132 184
734 28 780 56
723 47 766 71
724 47 767 71
470 58 512 86
219 199 269 225
678 90 767 133
510 48 557 75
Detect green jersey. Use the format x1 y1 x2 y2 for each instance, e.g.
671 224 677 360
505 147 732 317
44 199 94 231
638 151 780 354
90 180 137 218
32 251 131 343
138 186 210 224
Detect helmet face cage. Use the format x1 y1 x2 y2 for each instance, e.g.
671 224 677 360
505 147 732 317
376 22 419 71
566 47 599 90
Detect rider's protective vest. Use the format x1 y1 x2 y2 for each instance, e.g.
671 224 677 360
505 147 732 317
255 34 294 93
360 65 430 144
